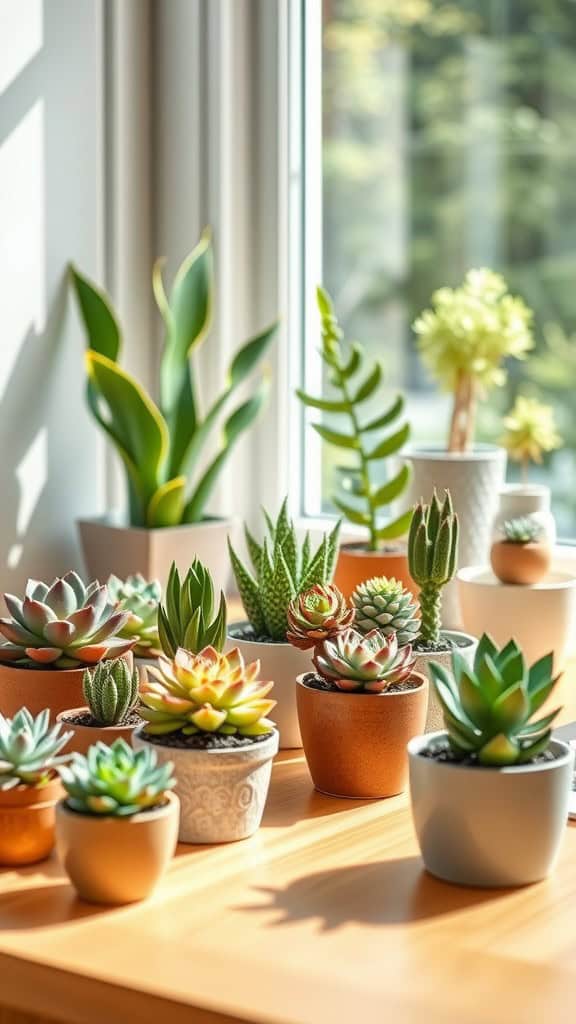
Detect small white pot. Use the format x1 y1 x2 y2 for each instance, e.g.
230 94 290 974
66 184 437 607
77 515 234 595
409 733 574 887
133 727 279 844
406 445 506 629
458 566 576 670
491 484 556 545
411 632 477 732
227 626 312 748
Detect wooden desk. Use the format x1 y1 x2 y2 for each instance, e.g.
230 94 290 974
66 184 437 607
0 667 575 1024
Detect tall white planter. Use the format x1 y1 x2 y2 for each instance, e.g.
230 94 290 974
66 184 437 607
406 445 506 629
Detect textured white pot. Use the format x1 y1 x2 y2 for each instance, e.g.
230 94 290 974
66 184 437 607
406 445 506 629
409 733 574 887
227 627 312 749
77 515 234 595
457 567 576 670
133 727 279 844
492 483 556 545
411 632 477 733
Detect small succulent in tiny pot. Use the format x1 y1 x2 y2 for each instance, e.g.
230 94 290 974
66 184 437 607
134 645 279 843
351 576 420 646
286 583 354 649
57 657 141 754
56 739 179 904
0 708 72 866
490 515 551 586
408 633 574 887
107 573 162 660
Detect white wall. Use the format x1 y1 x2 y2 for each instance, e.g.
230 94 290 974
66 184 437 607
0 0 105 593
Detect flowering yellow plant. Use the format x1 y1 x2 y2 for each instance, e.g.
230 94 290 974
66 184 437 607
500 396 562 480
413 269 534 452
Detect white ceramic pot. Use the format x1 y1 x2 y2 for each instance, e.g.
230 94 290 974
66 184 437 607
77 515 234 595
227 626 312 749
491 483 556 544
133 727 279 844
457 566 576 670
411 632 477 733
406 445 506 629
409 733 574 887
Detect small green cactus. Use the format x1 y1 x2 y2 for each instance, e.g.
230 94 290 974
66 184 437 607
158 560 227 657
59 739 175 816
408 490 458 647
430 633 561 766
502 516 543 545
82 657 139 725
351 577 420 646
228 498 340 641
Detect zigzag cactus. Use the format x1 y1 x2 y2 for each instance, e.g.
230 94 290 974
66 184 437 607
228 499 340 641
408 490 458 647
82 657 139 726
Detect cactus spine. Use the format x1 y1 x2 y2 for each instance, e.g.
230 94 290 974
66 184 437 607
408 490 458 647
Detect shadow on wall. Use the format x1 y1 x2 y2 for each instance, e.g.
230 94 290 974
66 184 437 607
0 1 103 595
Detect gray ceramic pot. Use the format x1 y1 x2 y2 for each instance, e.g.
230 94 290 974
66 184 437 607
409 732 574 887
411 632 477 733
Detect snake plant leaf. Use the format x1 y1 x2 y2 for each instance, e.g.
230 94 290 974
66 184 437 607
229 323 277 387
69 265 120 361
360 395 405 432
353 363 382 404
294 390 351 413
366 423 411 460
152 258 172 329
312 424 358 448
332 498 371 527
374 508 414 541
85 378 145 523
370 465 412 509
147 477 186 528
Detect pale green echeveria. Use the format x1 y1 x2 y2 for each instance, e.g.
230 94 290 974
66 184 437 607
107 573 161 657
59 739 175 816
0 708 72 790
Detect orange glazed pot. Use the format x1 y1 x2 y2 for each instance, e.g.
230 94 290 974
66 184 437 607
56 708 140 755
333 544 416 600
0 652 133 719
0 776 63 866
296 672 428 799
490 541 551 586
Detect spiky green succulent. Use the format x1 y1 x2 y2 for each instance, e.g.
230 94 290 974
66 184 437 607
59 739 175 816
82 657 139 726
502 516 543 545
107 574 161 658
0 572 134 669
430 633 561 767
228 498 340 641
351 576 420 646
286 584 354 650
408 490 458 647
313 628 415 692
158 560 227 657
0 708 72 790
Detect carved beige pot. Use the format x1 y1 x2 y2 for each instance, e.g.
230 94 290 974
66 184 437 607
133 727 279 844
56 792 179 904
411 632 477 732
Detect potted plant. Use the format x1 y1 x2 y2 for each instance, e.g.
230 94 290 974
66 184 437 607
407 491 477 730
490 516 552 585
0 572 134 717
57 657 141 754
228 500 340 748
71 229 277 594
409 269 534 626
351 576 420 646
289 605 427 799
296 287 413 598
158 559 227 656
409 634 574 886
135 646 278 844
56 740 178 904
107 574 162 681
0 708 72 866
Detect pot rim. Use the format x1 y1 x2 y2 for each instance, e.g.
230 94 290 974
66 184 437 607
296 670 428 699
0 662 88 676
56 788 179 824
406 442 505 462
337 542 407 557
227 624 291 648
458 566 576 590
408 731 573 774
498 483 550 499
77 514 236 534
56 707 139 732
133 724 280 758
413 630 477 654
0 775 63 807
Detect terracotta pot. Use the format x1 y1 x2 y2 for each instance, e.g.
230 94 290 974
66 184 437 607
296 672 428 799
0 652 133 719
78 515 235 595
0 776 63 866
490 540 551 585
411 632 477 732
334 544 415 600
56 791 179 904
56 707 140 755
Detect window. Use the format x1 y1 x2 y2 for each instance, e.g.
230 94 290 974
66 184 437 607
295 0 576 536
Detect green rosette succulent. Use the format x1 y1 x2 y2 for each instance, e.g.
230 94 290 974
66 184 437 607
59 739 175 816
286 584 354 650
107 574 161 658
313 628 415 693
158 560 227 657
502 516 543 545
0 708 72 790
351 577 420 646
82 658 140 726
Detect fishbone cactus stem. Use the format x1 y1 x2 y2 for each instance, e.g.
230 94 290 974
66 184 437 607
408 490 458 647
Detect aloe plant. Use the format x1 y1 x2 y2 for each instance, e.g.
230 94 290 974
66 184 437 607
296 287 412 551
70 230 277 527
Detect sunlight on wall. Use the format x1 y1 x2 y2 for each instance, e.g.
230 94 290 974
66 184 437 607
7 427 48 570
0 0 43 95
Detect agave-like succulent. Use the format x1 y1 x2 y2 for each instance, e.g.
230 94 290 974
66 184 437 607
140 646 276 737
0 572 134 669
313 628 415 692
502 516 543 545
107 574 161 658
82 657 140 726
59 739 175 816
351 577 420 646
430 633 561 766
0 708 72 790
286 584 354 650
158 561 226 657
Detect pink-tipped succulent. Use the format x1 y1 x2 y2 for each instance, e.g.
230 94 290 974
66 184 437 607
313 628 415 692
0 572 134 669
286 584 354 650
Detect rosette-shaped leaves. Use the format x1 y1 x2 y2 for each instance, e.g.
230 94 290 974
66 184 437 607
0 708 72 790
0 572 134 669
82 657 140 726
286 584 354 650
502 516 542 545
107 574 161 658
352 576 419 646
140 646 276 737
59 739 175 816
430 633 561 766
313 628 415 693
